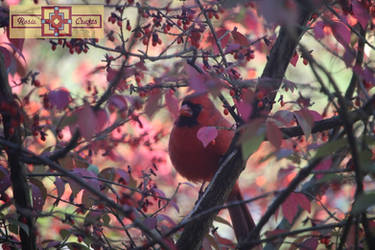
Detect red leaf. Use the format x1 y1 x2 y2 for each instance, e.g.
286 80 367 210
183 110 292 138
31 180 47 213
106 68 119 82
301 238 318 250
106 67 135 83
108 94 128 111
224 43 241 54
235 99 252 121
282 192 311 223
217 28 230 47
48 88 72 110
307 109 323 122
313 21 325 39
294 109 314 139
116 169 130 184
95 108 109 133
209 28 230 54
282 194 298 224
197 126 218 148
343 47 355 67
295 193 311 213
165 91 179 119
266 121 282 149
76 104 96 140
362 67 374 83
315 157 332 179
54 177 65 200
231 28 249 46
282 79 297 93
352 0 370 29
273 110 294 125
290 51 299 67
185 64 208 94
330 21 351 47
145 90 163 119
66 169 99 198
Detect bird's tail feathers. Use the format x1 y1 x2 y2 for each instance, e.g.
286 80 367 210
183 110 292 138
227 184 261 249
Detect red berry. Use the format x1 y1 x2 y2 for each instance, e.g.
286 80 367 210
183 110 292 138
135 75 141 84
223 108 229 115
256 91 265 100
20 216 27 224
33 79 41 87
75 47 82 54
142 38 149 45
364 80 372 90
208 11 213 19
355 98 360 106
135 31 141 38
78 235 83 242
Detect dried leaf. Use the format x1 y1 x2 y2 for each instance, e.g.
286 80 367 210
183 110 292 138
197 126 218 148
266 121 282 149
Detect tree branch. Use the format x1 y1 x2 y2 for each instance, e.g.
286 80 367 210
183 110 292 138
176 2 315 249
0 53 36 249
0 138 169 249
239 158 322 249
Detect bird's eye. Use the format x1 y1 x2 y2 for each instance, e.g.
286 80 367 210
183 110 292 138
179 104 193 117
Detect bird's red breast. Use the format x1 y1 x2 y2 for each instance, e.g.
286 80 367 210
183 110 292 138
168 94 234 182
169 94 259 245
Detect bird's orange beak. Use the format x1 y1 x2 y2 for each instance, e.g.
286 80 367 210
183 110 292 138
179 104 193 117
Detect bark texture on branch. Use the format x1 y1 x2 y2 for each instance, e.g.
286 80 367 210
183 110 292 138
176 2 315 249
0 54 36 249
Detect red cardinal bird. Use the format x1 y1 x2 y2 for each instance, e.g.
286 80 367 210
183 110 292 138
169 93 256 243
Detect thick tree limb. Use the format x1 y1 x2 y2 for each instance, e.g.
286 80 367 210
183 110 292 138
0 54 36 249
176 2 314 249
281 98 375 139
